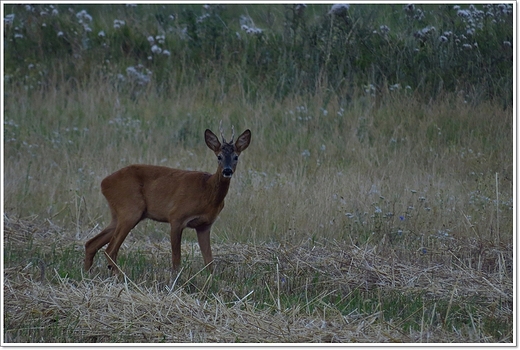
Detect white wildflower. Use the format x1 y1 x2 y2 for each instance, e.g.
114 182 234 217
4 14 15 25
420 25 436 35
126 65 152 85
155 35 165 44
76 10 92 23
197 13 210 23
240 15 263 35
113 19 125 29
241 24 263 35
247 27 262 34
380 25 390 34
457 9 471 18
414 25 436 40
329 4 350 16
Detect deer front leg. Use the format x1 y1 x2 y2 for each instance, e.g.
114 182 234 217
170 221 184 271
196 225 214 272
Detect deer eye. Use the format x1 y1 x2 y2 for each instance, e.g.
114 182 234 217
217 155 222 161
233 155 239 161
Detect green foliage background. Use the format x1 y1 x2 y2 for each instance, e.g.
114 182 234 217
4 3 513 104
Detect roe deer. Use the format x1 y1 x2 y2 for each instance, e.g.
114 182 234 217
84 122 251 273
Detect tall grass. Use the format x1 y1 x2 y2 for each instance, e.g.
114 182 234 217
3 3 513 343
4 74 513 246
4 4 513 103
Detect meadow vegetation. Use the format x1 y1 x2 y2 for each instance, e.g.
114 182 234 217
3 3 513 343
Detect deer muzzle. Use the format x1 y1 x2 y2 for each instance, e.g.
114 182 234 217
222 168 233 178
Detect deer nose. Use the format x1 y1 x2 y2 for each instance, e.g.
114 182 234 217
222 168 233 177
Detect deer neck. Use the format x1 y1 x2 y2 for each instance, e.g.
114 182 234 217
208 169 231 204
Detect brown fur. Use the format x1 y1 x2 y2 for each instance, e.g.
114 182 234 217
84 128 251 273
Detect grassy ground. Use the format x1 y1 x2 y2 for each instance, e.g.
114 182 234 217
3 3 514 344
3 77 513 343
3 212 513 343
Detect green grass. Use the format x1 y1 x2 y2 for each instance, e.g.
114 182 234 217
4 4 513 102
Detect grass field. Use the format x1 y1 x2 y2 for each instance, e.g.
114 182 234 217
3 3 514 344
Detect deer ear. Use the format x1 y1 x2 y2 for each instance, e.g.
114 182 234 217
205 129 221 152
235 129 251 153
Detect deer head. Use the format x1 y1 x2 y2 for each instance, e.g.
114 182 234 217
205 122 251 178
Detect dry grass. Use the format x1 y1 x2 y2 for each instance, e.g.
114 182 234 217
3 65 513 344
3 214 513 343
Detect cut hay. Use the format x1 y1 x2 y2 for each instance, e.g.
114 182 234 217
4 273 396 343
3 215 513 343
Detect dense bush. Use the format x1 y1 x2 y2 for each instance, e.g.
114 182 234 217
4 4 513 102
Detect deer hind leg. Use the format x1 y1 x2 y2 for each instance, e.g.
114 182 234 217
84 222 116 271
84 210 117 271
104 205 145 272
